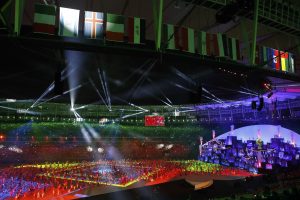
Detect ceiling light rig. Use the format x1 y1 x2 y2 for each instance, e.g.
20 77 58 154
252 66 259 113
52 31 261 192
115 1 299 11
218 68 247 78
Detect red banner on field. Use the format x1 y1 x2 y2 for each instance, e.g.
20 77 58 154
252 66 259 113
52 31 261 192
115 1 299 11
145 116 165 126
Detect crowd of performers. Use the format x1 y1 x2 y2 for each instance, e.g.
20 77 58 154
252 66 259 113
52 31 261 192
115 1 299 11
0 160 253 199
199 135 300 173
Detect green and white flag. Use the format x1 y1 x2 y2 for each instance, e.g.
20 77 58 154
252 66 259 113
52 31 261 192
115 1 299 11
106 13 125 42
197 31 207 55
59 7 80 37
33 4 56 34
163 24 176 49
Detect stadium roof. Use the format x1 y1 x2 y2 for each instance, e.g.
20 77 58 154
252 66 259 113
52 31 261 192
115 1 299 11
1 0 300 106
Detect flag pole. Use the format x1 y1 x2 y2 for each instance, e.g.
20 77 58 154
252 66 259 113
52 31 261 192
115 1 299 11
14 0 24 36
152 0 163 51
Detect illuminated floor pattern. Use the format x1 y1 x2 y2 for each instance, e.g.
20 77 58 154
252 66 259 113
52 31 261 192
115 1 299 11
0 160 254 199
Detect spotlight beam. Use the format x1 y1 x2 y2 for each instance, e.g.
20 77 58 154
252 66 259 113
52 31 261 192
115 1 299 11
178 109 196 113
97 68 109 108
202 94 223 103
122 59 152 84
29 83 54 109
73 100 103 111
121 111 146 119
202 87 224 103
147 78 173 105
0 100 33 104
29 66 72 109
219 86 258 96
174 83 197 93
128 103 149 112
89 78 110 111
0 106 40 115
160 99 173 107
172 67 196 85
80 124 92 144
240 86 259 95
103 71 112 110
119 109 148 112
113 97 148 112
84 123 100 139
129 59 157 100
34 84 84 107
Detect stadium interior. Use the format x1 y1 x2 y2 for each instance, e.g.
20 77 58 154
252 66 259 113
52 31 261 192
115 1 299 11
1 0 300 199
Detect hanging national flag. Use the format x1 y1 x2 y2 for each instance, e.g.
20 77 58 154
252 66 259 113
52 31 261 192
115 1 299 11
84 11 104 39
106 13 124 42
274 49 281 70
163 24 180 50
163 24 175 49
33 4 56 35
212 34 219 56
222 34 229 57
255 45 260 64
174 26 181 49
266 47 275 69
181 27 195 53
216 33 225 57
228 37 238 60
280 51 288 72
236 39 241 60
260 46 267 65
197 31 206 55
206 33 215 56
128 17 146 44
288 53 295 73
59 7 80 37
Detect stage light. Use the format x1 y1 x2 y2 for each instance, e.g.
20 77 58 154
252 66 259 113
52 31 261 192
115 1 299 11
8 146 23 153
87 146 93 152
98 147 104 153
6 99 16 102
70 107 75 112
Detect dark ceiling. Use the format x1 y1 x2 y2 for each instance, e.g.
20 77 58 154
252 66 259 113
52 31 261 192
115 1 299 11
0 36 274 106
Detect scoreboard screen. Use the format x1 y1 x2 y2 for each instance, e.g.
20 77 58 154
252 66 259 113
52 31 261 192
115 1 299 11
145 116 165 126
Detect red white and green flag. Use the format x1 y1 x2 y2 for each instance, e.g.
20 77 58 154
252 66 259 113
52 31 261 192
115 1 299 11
33 4 56 35
228 37 240 60
274 50 281 70
106 13 124 42
206 33 214 56
197 31 207 55
128 17 146 44
181 27 195 53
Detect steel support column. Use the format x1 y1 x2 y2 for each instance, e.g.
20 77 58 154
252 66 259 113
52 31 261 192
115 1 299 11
152 0 163 51
251 0 259 65
14 0 24 36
